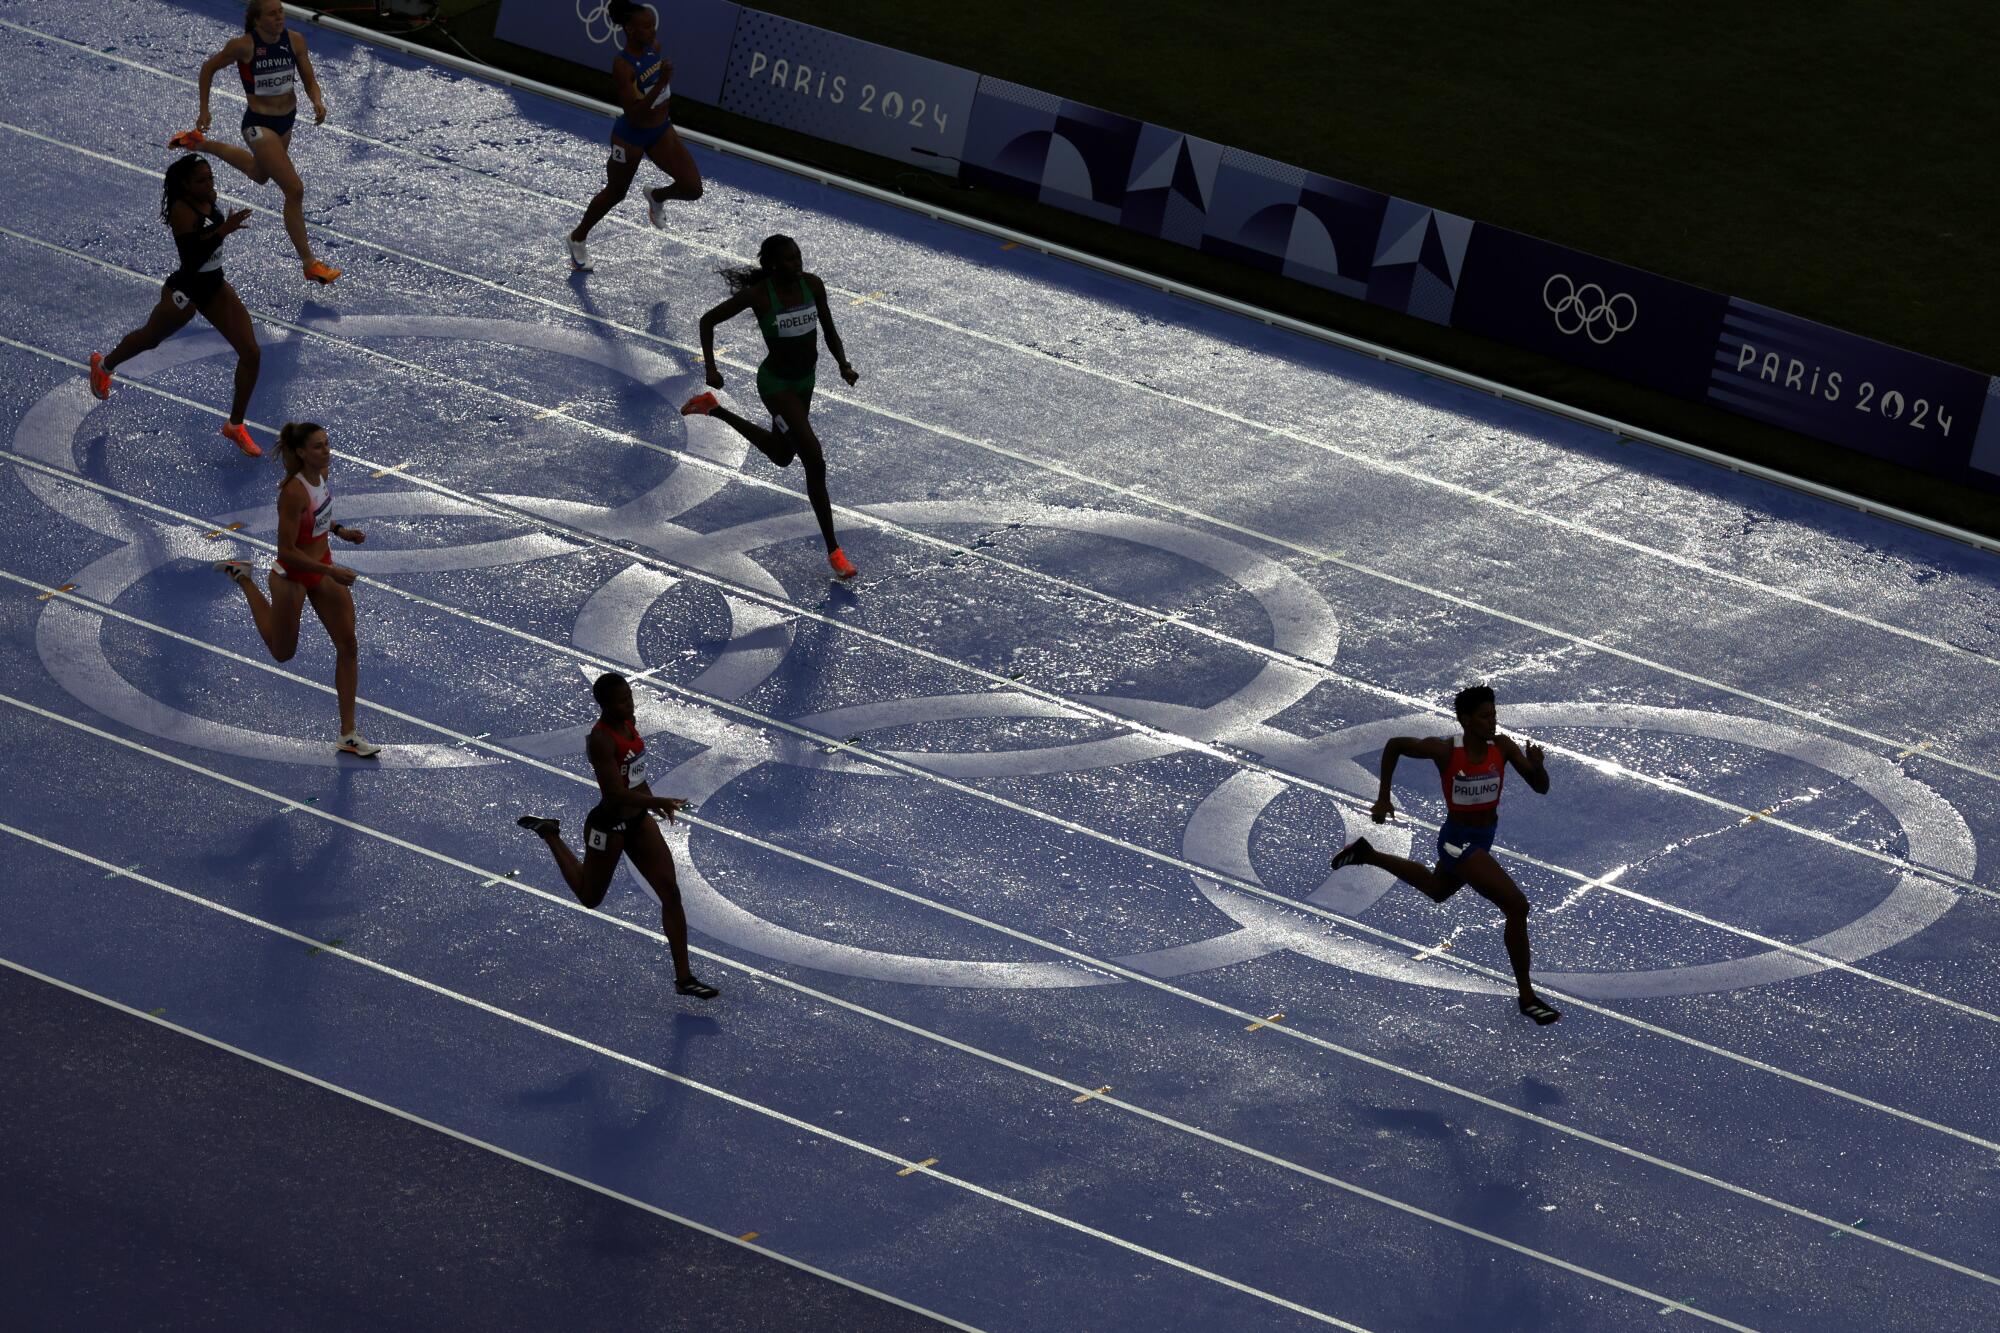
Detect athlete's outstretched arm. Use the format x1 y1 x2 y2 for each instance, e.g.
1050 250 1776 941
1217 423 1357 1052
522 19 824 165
807 275 858 385
1371 735 1449 822
696 291 753 387
292 27 327 123
1498 735 1550 794
195 35 251 132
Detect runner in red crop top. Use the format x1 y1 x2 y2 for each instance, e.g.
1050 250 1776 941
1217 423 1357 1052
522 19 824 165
516 671 718 999
212 421 380 758
1326 685 1561 1025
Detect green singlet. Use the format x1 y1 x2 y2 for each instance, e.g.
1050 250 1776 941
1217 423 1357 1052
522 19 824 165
754 276 819 397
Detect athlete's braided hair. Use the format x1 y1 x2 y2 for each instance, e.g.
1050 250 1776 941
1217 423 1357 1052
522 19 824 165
275 422 327 485
160 154 208 224
719 234 800 295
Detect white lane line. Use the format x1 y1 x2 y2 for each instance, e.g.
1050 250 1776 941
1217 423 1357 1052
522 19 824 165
1 114 1992 794
0 737 1965 1321
6 218 1993 920
5 379 1994 1031
0 800 1831 1329
9 684 1930 1296
11 563 1991 1161
0 956 983 1333
0 819 1413 1333
5 10 1989 681
10 633 2000 1290
11 420 2000 1104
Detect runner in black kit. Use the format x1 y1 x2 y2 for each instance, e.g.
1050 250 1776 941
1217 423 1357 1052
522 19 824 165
1327 686 1562 1024
565 0 703 271
517 672 719 999
681 234 862 580
168 0 341 285
89 155 264 456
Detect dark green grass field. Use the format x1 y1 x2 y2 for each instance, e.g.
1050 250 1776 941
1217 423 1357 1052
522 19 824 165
363 2 2000 533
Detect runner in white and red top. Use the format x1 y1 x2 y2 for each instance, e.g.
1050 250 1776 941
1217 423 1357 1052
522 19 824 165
1326 685 1560 1024
516 672 718 999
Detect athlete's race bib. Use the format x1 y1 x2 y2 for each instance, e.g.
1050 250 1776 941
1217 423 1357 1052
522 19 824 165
1450 771 1501 807
773 305 818 338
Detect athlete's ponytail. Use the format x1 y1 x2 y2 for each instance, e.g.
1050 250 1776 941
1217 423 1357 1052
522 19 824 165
160 154 206 224
275 422 326 485
719 234 799 295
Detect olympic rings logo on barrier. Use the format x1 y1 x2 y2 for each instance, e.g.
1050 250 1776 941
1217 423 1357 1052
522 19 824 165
17 318 1977 1001
1543 273 1638 345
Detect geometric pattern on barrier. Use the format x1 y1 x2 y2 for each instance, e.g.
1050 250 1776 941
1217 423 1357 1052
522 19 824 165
1198 151 1389 300
1366 198 1473 325
959 76 1142 224
1198 147 1306 273
1121 124 1221 247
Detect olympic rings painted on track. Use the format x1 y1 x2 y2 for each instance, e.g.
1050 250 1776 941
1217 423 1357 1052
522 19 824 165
17 318 1976 999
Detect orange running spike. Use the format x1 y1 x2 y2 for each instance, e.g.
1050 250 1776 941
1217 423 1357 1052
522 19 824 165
680 391 719 416
167 129 205 150
219 421 262 457
88 353 112 400
302 259 342 285
828 548 858 580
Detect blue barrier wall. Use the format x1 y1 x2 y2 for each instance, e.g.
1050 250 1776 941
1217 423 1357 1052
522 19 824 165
493 1 1998 488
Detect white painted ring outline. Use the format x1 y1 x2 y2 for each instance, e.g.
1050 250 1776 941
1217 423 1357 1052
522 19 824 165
12 319 1979 998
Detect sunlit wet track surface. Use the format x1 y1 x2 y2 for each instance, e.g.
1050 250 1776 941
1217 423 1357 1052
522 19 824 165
1 2 1997 1329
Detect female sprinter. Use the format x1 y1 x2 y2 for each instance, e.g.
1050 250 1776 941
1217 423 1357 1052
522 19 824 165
566 0 703 271
1327 685 1561 1024
516 672 719 999
89 155 263 456
681 234 861 580
213 422 381 758
169 0 341 284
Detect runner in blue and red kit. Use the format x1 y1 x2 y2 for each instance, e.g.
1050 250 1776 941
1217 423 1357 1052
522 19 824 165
169 0 340 285
566 0 704 271
516 672 719 1000
1327 685 1562 1024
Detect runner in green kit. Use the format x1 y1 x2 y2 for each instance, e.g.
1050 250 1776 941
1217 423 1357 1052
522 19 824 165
683 234 862 580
